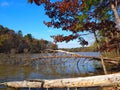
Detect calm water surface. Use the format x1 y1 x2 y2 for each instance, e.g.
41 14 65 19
0 52 102 90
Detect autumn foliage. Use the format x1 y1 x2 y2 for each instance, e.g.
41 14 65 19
0 25 58 53
28 0 120 52
28 0 90 46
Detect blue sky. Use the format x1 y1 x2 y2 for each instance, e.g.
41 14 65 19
0 0 94 48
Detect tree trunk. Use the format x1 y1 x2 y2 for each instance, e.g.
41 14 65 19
92 31 100 51
111 3 120 31
1 73 120 88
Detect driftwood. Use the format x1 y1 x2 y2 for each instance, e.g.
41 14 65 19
32 55 120 61
32 56 120 65
31 55 120 65
46 49 82 56
1 73 120 88
42 49 120 61
32 55 100 60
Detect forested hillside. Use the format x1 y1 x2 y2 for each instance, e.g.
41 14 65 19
0 25 57 53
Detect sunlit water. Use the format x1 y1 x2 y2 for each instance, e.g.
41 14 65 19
0 52 103 90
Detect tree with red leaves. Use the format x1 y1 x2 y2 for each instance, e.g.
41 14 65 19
28 0 120 52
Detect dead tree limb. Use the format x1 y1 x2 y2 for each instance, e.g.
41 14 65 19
46 49 81 56
31 49 120 65
100 55 108 75
1 73 120 88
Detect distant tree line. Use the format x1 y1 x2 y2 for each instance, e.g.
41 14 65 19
60 46 97 52
0 25 58 53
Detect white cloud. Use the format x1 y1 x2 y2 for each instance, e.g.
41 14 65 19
0 2 9 7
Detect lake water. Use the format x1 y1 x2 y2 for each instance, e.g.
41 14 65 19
0 52 103 90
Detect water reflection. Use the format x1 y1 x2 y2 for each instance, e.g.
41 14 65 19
0 52 102 90
32 58 101 78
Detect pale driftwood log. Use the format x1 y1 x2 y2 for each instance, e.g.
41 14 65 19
46 49 120 61
31 55 120 61
46 49 119 60
31 55 100 60
1 73 120 88
46 49 81 56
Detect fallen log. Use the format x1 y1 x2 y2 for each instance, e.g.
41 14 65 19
31 55 100 60
31 55 120 65
31 56 120 67
31 55 120 61
1 73 120 88
32 49 120 64
46 49 81 56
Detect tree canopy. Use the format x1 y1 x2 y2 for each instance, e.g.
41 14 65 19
28 0 120 53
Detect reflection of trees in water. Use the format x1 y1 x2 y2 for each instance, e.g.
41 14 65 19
0 65 35 82
0 53 102 81
33 53 102 77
